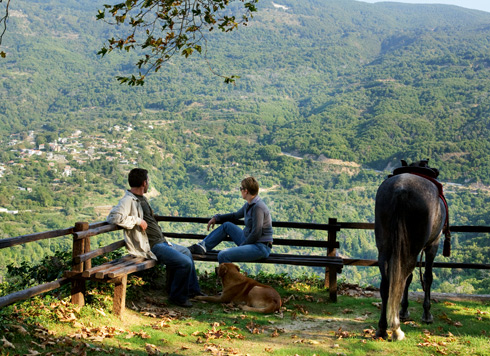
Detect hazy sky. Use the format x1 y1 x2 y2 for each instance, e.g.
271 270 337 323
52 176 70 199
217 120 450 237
358 0 490 13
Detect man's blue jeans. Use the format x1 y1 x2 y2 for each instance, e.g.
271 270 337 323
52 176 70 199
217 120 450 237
199 222 271 264
151 242 201 303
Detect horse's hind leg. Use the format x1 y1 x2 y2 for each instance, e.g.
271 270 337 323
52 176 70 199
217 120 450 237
399 273 413 321
375 260 389 339
422 244 438 324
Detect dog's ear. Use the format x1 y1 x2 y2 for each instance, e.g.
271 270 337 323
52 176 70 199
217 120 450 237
234 264 240 272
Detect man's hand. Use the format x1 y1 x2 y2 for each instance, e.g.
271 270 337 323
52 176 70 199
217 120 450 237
207 217 216 231
140 219 148 231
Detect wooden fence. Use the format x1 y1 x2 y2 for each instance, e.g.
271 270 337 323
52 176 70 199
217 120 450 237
1 216 489 308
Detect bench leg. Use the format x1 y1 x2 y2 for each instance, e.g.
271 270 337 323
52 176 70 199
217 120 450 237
328 267 338 302
324 267 338 302
71 280 86 307
113 275 127 317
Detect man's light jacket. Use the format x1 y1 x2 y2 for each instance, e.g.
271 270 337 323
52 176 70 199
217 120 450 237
107 190 157 260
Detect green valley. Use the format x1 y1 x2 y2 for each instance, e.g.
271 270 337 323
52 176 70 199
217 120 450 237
0 0 489 294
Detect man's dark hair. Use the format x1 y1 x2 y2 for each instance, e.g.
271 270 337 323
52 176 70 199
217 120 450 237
128 168 148 188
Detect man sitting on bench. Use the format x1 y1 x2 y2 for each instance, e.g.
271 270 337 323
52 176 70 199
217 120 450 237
107 168 203 308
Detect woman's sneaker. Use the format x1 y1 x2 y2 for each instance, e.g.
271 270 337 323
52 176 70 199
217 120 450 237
188 243 206 255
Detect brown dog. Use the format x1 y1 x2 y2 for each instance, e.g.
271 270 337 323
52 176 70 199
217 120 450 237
194 263 282 313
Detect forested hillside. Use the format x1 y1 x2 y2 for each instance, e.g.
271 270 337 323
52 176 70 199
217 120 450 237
0 0 489 294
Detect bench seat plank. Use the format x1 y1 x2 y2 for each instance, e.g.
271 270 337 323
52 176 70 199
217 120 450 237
94 256 148 279
106 259 157 279
80 255 136 278
191 251 343 269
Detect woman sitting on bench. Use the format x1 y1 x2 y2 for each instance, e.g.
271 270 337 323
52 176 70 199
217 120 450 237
188 177 273 264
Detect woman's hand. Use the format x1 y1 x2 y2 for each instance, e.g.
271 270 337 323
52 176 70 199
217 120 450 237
207 217 217 231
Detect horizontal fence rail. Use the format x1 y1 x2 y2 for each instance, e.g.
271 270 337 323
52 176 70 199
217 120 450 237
0 216 489 309
3 217 489 250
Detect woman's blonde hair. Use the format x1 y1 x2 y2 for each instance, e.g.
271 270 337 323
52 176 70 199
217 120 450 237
241 177 259 196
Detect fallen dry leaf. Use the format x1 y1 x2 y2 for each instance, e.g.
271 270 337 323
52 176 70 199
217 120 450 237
203 343 242 355
70 343 88 355
294 304 309 315
137 331 151 339
95 308 107 317
282 295 296 304
30 341 46 350
58 312 77 323
1 336 15 349
335 327 352 339
363 328 376 338
145 343 160 355
11 324 28 335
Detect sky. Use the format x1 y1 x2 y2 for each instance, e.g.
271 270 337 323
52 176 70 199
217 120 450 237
358 0 490 13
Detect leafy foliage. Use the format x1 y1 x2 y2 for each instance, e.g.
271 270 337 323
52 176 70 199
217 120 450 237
1 250 71 295
96 0 258 85
0 0 10 58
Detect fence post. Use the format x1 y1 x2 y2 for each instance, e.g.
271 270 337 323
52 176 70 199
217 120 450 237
84 233 92 270
71 222 89 306
325 218 340 302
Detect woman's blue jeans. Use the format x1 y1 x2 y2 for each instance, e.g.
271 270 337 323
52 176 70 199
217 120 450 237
151 242 201 303
200 222 271 264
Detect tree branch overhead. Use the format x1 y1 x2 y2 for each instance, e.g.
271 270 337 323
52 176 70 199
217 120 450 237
96 0 258 85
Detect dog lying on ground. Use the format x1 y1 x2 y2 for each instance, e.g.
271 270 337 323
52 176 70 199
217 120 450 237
194 263 282 313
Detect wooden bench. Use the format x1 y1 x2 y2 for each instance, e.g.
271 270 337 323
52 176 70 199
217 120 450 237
65 218 344 316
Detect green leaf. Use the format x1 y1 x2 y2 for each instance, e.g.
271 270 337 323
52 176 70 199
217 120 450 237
96 10 105 20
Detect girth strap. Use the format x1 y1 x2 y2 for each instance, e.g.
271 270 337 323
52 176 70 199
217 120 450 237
410 172 451 257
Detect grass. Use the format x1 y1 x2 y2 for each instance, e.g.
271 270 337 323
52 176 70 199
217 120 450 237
1 272 489 356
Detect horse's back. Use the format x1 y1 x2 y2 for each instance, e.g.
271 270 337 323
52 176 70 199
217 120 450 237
375 173 445 256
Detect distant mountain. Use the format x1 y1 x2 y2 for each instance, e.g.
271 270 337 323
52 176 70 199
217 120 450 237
1 0 490 184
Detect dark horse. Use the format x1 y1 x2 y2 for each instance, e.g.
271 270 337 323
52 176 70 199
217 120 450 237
375 160 447 341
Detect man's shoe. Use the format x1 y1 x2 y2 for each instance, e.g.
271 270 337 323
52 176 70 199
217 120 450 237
188 243 206 255
190 291 208 299
168 298 193 308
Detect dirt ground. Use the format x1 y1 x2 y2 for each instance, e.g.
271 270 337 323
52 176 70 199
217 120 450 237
339 283 490 302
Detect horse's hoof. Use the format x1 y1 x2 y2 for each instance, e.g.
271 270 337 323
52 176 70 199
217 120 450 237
374 330 388 340
399 310 410 321
392 328 405 341
422 314 434 324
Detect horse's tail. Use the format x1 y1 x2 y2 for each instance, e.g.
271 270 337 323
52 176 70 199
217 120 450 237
387 195 409 340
